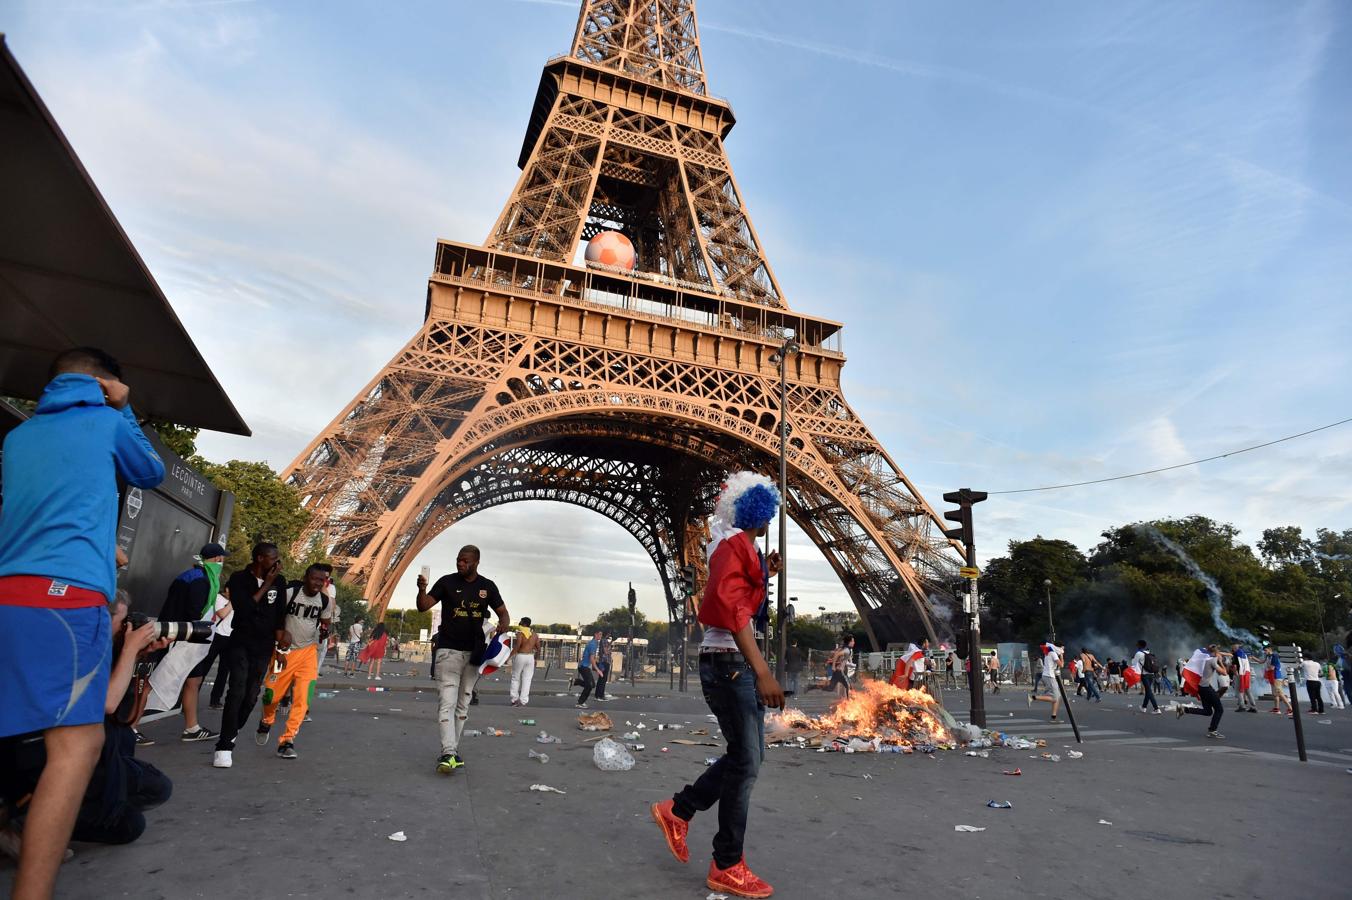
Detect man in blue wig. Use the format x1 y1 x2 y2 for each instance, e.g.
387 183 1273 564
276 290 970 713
651 472 784 898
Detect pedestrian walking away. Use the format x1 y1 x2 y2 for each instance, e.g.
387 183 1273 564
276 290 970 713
1078 648 1102 702
213 543 289 768
1301 657 1325 714
1232 645 1258 712
1128 640 1162 713
416 545 509 775
509 618 540 706
785 640 804 697
1264 645 1293 715
986 649 1001 693
651 471 784 898
0 347 165 899
342 619 364 677
360 622 389 681
1028 639 1062 720
1178 645 1225 738
257 564 333 759
576 630 603 708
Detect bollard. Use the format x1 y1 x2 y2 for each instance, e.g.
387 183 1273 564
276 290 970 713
1289 680 1307 762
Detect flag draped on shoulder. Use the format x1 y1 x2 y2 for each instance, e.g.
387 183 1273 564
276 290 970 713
1181 648 1208 697
890 643 924 690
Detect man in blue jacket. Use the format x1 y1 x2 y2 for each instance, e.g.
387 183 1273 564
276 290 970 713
0 347 164 899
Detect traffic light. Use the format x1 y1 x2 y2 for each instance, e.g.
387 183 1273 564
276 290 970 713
941 488 987 546
627 583 637 614
677 565 697 598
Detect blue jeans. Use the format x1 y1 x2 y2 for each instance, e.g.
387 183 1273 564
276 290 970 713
1141 675 1159 710
672 654 765 869
1084 673 1102 701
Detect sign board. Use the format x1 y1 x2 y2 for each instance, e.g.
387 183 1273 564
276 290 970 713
419 628 430 643
959 566 980 579
1276 644 1303 673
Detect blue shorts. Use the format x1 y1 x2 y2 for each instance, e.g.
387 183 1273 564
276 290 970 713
0 605 112 738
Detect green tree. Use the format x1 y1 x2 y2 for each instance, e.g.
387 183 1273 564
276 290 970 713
148 420 199 459
787 619 837 652
329 580 368 631
198 459 309 571
385 607 432 638
980 537 1088 641
543 623 578 635
584 607 650 636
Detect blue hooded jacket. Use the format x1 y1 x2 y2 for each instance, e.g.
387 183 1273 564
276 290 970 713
0 374 164 601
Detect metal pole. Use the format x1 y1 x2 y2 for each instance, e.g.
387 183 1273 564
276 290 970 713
1054 673 1083 743
966 532 986 729
774 341 793 683
1289 679 1307 762
1044 580 1056 643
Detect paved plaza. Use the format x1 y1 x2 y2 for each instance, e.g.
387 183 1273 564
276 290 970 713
6 663 1348 900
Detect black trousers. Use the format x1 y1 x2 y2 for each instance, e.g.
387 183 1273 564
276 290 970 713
577 667 596 704
1184 685 1224 732
214 644 270 751
595 669 609 700
71 758 172 845
207 633 232 705
1306 680 1324 713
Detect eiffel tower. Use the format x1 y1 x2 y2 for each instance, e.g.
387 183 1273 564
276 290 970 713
284 0 960 646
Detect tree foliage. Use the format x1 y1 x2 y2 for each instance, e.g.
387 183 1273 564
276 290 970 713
197 459 309 571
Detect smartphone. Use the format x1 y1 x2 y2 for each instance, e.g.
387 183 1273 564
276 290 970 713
420 565 431 583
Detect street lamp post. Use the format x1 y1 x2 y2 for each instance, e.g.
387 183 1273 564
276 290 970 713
1044 579 1056 642
771 339 799 684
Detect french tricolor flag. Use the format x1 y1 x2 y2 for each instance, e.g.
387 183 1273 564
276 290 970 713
1181 648 1208 697
890 643 924 690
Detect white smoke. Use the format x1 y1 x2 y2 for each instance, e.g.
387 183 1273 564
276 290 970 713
1136 525 1264 648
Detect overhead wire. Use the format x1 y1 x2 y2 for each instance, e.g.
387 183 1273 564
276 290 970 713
987 415 1352 495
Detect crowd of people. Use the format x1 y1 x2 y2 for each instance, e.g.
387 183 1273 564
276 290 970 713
1015 635 1350 740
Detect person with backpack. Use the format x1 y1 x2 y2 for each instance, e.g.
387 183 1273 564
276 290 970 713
256 564 332 760
1130 640 1162 714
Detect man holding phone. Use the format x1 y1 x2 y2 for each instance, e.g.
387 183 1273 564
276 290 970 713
213 543 289 769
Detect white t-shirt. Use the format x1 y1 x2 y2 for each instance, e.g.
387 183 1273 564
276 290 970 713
1043 645 1062 678
1302 659 1322 682
1131 650 1146 674
348 622 364 643
912 652 928 675
213 594 233 637
700 626 737 651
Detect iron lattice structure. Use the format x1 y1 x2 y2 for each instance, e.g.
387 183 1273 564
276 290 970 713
284 0 962 645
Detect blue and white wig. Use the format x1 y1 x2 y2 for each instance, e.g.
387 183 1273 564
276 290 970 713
713 471 781 532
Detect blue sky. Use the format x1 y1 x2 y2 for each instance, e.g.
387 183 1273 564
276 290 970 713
5 0 1349 627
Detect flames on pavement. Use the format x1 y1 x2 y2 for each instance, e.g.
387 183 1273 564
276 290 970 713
767 678 954 748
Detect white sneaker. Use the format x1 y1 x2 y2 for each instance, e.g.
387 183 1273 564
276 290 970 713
375 675 382 681
213 750 233 768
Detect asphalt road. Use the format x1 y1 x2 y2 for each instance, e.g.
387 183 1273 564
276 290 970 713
4 667 1349 900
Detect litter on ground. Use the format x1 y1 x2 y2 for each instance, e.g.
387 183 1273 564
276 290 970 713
954 825 986 832
529 784 566 794
387 831 407 842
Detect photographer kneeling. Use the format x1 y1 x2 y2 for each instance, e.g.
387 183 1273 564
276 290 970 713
2 592 175 848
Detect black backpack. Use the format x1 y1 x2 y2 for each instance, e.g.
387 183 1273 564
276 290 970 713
1142 651 1158 675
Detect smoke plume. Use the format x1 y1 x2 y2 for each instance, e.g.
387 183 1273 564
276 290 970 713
1136 525 1263 647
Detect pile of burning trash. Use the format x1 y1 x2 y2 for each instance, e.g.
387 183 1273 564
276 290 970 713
765 680 962 753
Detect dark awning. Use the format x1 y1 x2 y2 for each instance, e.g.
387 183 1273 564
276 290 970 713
0 36 249 436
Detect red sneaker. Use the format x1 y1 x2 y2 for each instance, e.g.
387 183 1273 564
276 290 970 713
650 799 689 863
706 857 773 898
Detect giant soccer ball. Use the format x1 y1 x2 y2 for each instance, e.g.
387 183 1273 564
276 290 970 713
585 230 636 270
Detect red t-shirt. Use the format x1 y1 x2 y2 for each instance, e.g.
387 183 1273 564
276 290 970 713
697 531 764 634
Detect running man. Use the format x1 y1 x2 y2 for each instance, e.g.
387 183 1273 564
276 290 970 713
416 545 509 775
651 471 784 898
576 630 603 708
1028 639 1062 721
213 544 289 769
1178 645 1225 738
0 347 164 899
509 617 540 707
257 564 333 759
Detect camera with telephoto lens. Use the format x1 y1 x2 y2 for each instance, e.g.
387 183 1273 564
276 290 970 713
127 611 213 643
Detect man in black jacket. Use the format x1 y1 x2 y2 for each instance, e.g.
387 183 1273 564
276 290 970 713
213 543 288 769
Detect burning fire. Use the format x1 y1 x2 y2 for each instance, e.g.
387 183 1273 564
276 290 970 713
768 678 952 747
